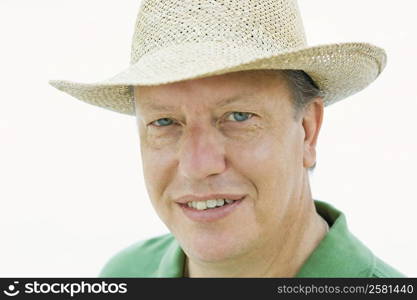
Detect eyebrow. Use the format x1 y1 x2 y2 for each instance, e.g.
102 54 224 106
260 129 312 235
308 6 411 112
138 92 258 112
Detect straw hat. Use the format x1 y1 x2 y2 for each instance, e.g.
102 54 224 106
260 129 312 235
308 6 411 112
49 0 387 116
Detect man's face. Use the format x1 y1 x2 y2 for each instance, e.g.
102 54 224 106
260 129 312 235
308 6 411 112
134 70 311 262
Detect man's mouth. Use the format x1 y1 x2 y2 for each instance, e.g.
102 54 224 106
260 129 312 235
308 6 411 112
178 196 245 222
185 198 236 210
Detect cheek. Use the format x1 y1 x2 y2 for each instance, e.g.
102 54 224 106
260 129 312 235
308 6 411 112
140 136 177 202
228 129 301 216
227 135 281 203
229 132 290 175
140 145 179 226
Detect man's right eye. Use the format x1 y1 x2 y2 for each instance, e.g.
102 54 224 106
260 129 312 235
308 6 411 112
150 118 175 127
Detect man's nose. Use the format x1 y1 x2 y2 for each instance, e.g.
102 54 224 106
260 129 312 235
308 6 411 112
178 125 227 181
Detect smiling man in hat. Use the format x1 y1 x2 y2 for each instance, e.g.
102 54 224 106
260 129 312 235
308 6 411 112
49 0 404 277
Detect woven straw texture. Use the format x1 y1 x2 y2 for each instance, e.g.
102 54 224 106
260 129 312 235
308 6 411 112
49 0 387 116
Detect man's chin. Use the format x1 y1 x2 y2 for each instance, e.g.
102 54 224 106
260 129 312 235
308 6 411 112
180 233 248 263
187 246 239 263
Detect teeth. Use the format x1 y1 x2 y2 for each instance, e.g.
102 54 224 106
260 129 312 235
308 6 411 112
216 199 224 206
196 201 207 210
187 198 235 210
206 199 217 208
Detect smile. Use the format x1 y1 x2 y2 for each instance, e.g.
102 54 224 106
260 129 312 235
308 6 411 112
179 196 245 222
186 198 235 210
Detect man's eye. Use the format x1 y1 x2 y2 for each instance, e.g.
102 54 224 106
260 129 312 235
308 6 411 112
225 112 253 122
150 118 175 127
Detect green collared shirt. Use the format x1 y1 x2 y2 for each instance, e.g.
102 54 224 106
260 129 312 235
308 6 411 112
99 200 405 277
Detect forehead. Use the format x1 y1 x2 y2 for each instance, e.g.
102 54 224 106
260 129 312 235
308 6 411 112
134 70 291 110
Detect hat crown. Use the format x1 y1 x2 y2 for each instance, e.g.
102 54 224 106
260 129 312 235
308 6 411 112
130 0 307 65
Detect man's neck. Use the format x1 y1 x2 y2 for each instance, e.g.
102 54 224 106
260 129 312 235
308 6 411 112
183 197 329 277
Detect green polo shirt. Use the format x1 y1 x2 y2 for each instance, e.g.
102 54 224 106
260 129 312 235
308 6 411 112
99 200 405 277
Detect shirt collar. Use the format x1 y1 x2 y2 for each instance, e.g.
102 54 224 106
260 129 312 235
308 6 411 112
295 200 375 277
156 200 375 277
155 237 185 277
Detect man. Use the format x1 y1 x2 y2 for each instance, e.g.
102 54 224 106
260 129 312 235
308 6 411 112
49 0 404 277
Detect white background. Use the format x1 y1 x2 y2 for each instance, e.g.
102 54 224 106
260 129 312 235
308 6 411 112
0 0 416 277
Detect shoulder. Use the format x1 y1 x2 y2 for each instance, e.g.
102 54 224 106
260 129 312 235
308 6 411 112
98 233 175 277
370 256 406 278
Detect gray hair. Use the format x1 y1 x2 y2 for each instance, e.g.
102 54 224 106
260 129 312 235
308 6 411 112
279 69 324 172
280 70 324 117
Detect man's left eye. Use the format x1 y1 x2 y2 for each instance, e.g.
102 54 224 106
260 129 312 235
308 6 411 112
150 118 175 127
226 112 253 122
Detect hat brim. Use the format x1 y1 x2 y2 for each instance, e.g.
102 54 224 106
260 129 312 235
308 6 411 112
49 41 386 116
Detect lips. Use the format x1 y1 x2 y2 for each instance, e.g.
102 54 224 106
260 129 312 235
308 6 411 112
178 195 245 222
186 198 235 210
174 194 246 204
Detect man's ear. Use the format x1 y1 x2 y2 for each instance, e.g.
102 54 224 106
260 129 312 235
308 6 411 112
302 97 324 168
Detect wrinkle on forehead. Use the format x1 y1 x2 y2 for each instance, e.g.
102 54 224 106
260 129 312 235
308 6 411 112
133 69 291 114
